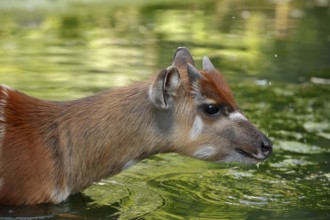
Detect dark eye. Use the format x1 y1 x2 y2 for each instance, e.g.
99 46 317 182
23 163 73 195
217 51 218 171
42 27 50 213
203 104 219 115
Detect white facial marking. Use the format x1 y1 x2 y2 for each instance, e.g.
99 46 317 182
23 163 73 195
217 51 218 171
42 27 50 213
190 116 204 140
204 98 217 104
51 186 70 203
228 111 247 121
193 144 216 159
122 159 137 170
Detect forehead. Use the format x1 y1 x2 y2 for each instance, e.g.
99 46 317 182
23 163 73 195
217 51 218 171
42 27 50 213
199 69 237 110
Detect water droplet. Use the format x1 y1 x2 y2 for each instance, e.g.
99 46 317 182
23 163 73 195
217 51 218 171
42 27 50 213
274 54 278 58
241 10 251 19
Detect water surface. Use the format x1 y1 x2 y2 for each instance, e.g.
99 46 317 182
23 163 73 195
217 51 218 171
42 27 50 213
0 0 329 219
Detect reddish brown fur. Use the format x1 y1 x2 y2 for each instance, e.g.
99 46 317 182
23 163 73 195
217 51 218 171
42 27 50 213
199 69 237 110
0 88 60 205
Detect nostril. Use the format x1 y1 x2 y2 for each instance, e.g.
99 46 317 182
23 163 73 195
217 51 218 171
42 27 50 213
261 139 272 157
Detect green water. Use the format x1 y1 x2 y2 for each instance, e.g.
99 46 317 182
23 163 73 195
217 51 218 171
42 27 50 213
0 0 329 219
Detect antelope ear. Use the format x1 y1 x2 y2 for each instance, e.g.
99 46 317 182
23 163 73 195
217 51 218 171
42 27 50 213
172 47 195 75
202 56 215 72
149 66 181 109
187 63 203 82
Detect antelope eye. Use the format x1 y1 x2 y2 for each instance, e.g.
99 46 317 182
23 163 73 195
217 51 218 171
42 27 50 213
203 104 219 115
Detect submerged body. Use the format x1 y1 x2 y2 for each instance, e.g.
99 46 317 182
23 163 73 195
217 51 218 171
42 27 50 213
0 48 272 205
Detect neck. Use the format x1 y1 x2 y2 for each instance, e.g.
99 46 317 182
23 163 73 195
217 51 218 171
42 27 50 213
54 82 172 193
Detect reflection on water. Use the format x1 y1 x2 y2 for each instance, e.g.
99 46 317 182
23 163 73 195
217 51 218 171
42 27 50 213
0 0 329 219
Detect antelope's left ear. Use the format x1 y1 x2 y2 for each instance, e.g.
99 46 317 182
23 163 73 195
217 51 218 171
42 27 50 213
187 63 203 82
149 66 181 109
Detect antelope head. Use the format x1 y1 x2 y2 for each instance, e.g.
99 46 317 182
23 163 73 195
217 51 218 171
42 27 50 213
149 47 272 164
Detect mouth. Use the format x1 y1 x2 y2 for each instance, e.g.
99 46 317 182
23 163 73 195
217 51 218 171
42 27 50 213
235 149 265 162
